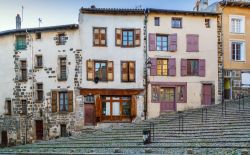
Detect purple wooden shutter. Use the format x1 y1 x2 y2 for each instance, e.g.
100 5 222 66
181 59 187 76
149 33 156 51
150 58 157 76
187 34 199 52
168 33 177 51
199 59 205 77
168 58 176 76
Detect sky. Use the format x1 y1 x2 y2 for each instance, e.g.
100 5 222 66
0 0 218 31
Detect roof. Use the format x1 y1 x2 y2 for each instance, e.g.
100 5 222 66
80 7 219 16
80 7 144 14
148 8 219 16
0 24 78 36
219 0 250 8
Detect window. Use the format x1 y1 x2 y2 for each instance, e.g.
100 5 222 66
35 55 43 68
115 28 140 47
187 59 199 76
151 84 187 103
172 18 182 28
87 60 113 81
233 80 241 88
231 42 245 61
20 60 27 81
156 35 168 51
5 100 11 115
230 15 245 33
102 96 131 118
51 91 73 113
93 27 107 46
157 59 168 76
59 92 68 112
205 19 210 28
21 100 27 115
15 35 27 50
84 95 94 103
154 17 160 26
58 57 67 81
121 61 135 82
58 33 66 45
186 34 199 52
36 83 43 102
122 30 134 47
36 32 41 39
94 61 107 81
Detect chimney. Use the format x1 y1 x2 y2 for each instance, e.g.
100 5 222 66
16 14 21 29
194 0 209 11
91 5 96 9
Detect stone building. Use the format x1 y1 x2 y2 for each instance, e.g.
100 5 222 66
0 24 81 145
146 9 220 118
202 0 250 100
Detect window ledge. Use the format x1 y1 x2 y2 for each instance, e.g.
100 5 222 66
232 60 246 63
230 32 245 35
58 78 67 81
34 66 43 69
19 80 28 82
35 100 43 103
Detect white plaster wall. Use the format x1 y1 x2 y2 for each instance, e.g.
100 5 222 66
79 13 144 90
0 35 16 115
147 14 219 118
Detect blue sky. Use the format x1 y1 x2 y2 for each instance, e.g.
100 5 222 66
0 0 218 31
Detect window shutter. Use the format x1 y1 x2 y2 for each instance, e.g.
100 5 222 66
51 91 57 113
149 33 156 51
107 61 114 81
168 33 177 51
131 95 137 118
150 58 157 76
199 59 206 77
134 29 141 47
115 28 122 46
121 62 128 82
129 62 135 82
187 34 199 52
86 60 94 81
93 28 99 46
68 91 73 112
95 95 101 118
181 59 187 76
168 58 176 76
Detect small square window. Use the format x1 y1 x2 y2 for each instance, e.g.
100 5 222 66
172 18 182 28
154 17 160 26
205 19 210 28
36 32 41 39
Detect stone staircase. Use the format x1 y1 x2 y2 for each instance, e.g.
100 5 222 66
1 97 250 154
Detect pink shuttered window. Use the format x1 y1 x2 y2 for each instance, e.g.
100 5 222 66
199 59 206 77
149 33 156 51
168 58 176 76
168 33 177 51
150 58 157 76
181 59 187 76
186 34 199 52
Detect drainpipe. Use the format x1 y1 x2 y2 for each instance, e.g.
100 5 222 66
143 8 149 120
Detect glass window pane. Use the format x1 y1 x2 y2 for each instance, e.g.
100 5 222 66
112 102 120 116
122 102 130 116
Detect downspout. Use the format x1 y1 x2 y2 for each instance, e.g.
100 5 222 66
143 8 149 120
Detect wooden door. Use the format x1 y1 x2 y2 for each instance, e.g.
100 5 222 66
202 84 212 105
1 131 8 147
160 88 176 112
35 120 43 140
60 124 67 137
84 104 95 126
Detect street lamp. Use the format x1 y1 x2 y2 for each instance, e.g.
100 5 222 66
144 58 152 120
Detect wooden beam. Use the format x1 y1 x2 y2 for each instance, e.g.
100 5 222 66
80 88 144 96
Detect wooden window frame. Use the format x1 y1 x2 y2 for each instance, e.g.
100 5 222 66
187 59 199 76
36 83 43 102
171 17 182 28
21 100 27 115
154 17 160 26
20 60 27 82
93 27 107 47
58 57 67 81
94 61 108 82
121 61 136 82
36 32 41 40
5 100 11 115
15 35 27 50
156 35 168 51
59 92 69 112
122 29 134 48
231 41 245 61
205 19 210 28
58 33 66 45
35 55 43 68
157 59 168 76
